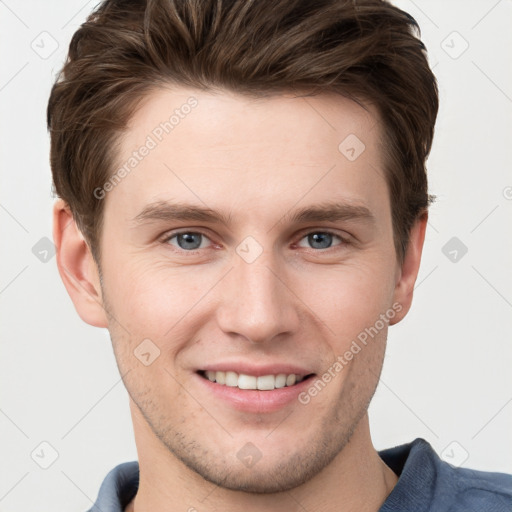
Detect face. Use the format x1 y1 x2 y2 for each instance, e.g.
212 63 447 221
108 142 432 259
95 87 404 492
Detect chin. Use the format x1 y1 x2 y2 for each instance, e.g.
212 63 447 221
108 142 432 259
164 428 350 495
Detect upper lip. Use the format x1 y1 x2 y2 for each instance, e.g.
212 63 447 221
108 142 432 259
199 362 315 377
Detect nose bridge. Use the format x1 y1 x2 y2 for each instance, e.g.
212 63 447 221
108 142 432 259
216 248 299 344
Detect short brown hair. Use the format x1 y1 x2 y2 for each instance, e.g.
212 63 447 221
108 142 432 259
47 0 438 265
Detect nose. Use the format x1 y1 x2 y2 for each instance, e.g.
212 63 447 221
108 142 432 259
215 249 300 345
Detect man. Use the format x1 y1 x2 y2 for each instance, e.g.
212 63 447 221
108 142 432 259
48 0 512 510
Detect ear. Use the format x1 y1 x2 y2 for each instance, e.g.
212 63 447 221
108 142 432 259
389 212 428 325
52 199 108 328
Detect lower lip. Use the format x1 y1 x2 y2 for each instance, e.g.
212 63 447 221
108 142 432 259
195 373 315 413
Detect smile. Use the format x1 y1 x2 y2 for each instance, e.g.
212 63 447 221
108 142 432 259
198 370 314 390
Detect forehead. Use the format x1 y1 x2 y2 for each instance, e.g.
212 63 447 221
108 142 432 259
125 87 381 158
104 86 389 229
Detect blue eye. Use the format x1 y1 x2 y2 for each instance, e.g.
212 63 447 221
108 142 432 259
163 230 345 253
168 232 209 250
298 232 342 250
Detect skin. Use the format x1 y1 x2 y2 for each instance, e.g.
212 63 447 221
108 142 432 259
53 87 427 512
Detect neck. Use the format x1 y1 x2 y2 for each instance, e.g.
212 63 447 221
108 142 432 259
127 405 397 512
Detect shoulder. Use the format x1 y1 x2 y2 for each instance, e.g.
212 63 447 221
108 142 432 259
87 461 139 512
444 462 512 511
379 438 512 512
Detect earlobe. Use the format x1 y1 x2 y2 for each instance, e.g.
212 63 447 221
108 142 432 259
52 199 109 328
389 212 428 325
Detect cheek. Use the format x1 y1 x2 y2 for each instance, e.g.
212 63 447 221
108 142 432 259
103 258 208 335
296 260 395 347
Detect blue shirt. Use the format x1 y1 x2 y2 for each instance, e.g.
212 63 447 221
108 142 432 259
87 438 512 511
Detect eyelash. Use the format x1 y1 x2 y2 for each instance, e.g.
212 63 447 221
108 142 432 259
160 229 350 254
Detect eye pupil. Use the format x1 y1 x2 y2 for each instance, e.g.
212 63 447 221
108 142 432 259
177 233 202 250
308 232 333 249
171 232 338 251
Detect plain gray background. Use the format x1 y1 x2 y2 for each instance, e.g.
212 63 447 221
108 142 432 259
1 0 511 510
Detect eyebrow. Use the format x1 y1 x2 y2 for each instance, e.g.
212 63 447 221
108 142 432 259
131 200 374 227
131 201 233 226
284 202 374 225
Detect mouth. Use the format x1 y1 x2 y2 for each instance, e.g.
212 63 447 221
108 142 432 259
197 370 316 391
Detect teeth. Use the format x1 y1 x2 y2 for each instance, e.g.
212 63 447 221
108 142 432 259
238 374 257 389
257 375 275 390
225 371 238 387
275 374 287 388
203 371 306 390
